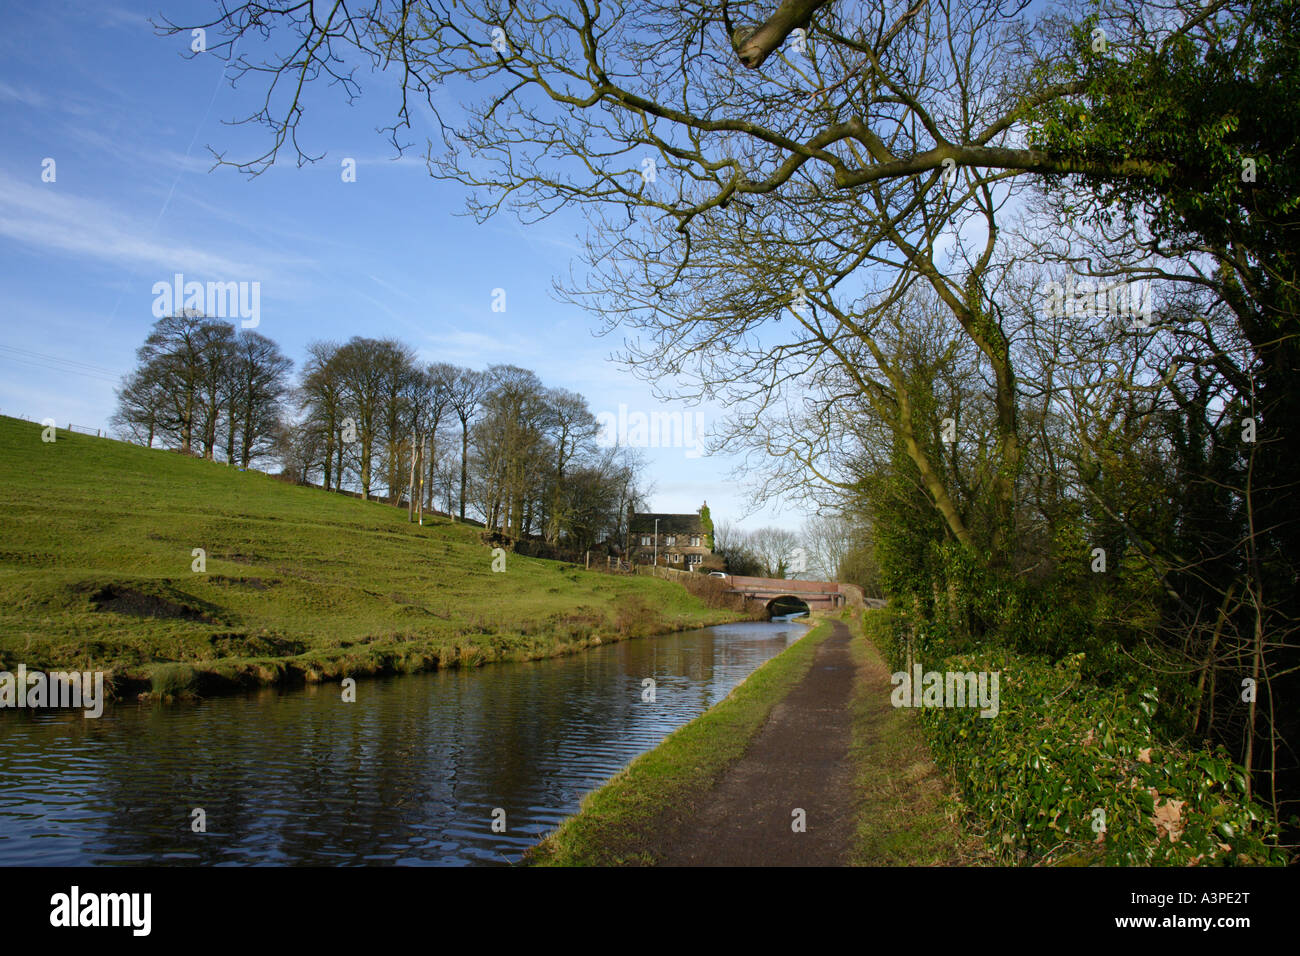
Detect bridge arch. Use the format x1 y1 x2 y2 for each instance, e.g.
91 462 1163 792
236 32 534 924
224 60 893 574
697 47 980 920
767 595 811 618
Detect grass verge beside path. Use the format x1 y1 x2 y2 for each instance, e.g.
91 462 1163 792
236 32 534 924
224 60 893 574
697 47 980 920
848 609 991 865
525 619 833 866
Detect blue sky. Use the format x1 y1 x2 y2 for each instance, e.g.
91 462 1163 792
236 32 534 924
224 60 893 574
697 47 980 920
0 0 807 531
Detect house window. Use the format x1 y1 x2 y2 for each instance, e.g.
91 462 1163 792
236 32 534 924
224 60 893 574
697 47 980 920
640 535 651 546
669 552 681 563
665 535 677 546
686 554 702 566
690 535 701 547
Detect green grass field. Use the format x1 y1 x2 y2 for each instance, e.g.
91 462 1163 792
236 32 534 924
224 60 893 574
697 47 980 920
0 416 740 697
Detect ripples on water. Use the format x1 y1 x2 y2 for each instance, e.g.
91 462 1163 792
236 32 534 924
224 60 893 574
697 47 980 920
0 621 803 866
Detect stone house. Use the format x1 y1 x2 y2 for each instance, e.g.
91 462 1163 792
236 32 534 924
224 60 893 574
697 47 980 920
627 503 714 570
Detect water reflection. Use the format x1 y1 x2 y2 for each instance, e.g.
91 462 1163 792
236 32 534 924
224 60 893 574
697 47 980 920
0 620 802 865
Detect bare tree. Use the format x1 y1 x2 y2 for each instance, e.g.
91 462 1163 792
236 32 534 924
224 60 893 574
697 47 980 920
422 362 458 514
111 363 166 447
298 341 346 491
800 511 852 581
542 388 600 544
448 366 489 521
334 338 415 500
225 330 293 468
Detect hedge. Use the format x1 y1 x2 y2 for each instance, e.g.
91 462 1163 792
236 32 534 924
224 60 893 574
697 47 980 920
862 609 1284 866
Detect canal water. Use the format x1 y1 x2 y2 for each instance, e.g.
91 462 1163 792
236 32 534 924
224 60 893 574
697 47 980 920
0 620 804 865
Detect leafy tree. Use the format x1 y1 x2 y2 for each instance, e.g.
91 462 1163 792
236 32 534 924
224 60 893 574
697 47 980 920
698 502 714 551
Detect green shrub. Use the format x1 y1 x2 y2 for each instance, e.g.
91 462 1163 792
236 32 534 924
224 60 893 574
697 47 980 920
862 611 1283 866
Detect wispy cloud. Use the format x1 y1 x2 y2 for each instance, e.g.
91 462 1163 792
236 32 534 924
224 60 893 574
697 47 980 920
0 80 49 109
0 80 102 118
353 154 430 169
0 168 272 277
96 5 155 31
367 272 425 304
424 328 525 358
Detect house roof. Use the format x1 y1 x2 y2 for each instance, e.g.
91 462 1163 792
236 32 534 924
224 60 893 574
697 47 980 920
629 512 705 534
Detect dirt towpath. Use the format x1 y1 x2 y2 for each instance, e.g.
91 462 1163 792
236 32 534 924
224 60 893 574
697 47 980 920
660 619 859 866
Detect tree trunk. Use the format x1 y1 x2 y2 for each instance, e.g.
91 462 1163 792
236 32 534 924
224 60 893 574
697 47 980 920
458 421 469 521
407 428 417 522
335 431 344 493
416 438 425 524
426 434 437 512
226 405 238 464
361 438 372 500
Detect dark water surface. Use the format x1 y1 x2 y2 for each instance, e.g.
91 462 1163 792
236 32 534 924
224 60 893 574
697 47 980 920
0 620 804 865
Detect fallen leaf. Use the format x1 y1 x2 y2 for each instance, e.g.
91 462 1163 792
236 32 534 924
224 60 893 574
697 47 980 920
1137 747 1152 763
1153 798 1186 843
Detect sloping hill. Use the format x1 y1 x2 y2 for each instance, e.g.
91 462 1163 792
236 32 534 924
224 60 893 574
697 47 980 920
0 416 737 697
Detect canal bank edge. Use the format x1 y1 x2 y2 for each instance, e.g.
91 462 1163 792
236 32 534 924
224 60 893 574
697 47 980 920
106 604 755 705
523 615 834 866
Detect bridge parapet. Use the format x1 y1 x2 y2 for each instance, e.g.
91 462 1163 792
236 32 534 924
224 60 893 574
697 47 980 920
725 575 853 610
727 575 841 593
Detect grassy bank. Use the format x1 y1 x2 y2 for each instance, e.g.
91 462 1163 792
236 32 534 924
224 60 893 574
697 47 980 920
525 618 832 866
0 415 745 699
846 609 989 865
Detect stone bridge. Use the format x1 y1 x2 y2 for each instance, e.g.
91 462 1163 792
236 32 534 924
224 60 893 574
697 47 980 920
725 575 865 612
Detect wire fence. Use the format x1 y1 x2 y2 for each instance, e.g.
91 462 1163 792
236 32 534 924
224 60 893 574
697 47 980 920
0 411 137 445
634 563 698 583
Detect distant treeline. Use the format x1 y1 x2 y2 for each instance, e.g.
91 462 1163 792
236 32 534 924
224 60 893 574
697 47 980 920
112 310 650 552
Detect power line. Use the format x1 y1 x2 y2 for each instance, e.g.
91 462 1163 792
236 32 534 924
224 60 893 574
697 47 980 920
0 344 121 376
0 345 122 384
